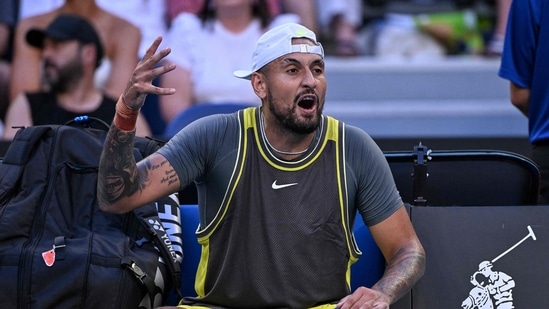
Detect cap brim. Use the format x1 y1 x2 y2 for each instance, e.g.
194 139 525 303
233 70 253 80
26 29 47 48
26 28 74 48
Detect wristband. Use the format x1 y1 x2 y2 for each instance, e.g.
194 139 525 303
113 95 139 131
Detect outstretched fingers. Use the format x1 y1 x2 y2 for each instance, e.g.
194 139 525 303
143 36 164 60
139 36 176 71
123 37 176 108
145 60 176 86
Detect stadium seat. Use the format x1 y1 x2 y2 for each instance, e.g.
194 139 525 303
164 103 254 138
385 146 540 206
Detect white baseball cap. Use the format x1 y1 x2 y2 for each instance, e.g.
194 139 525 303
233 23 324 80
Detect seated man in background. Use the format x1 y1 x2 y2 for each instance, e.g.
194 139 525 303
0 0 18 123
2 14 150 140
9 0 140 104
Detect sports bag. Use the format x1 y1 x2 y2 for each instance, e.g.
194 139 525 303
0 119 183 308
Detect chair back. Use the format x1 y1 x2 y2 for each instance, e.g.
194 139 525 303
179 205 202 298
164 103 254 138
176 145 540 207
386 147 540 206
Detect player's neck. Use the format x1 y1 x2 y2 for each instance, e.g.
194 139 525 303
260 111 315 157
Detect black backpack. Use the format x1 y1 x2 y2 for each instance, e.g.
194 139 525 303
0 120 183 308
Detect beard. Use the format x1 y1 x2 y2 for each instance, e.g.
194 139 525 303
267 89 322 135
43 56 84 93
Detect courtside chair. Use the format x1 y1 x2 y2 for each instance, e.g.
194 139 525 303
163 103 255 139
385 146 540 206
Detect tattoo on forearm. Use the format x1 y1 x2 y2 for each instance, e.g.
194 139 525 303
98 126 145 204
374 245 426 303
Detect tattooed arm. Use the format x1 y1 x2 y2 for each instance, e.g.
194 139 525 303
337 206 426 309
97 37 178 214
97 126 181 213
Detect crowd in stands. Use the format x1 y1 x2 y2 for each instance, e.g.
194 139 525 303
2 13 151 139
0 0 511 140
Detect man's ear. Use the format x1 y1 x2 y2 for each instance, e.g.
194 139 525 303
251 72 267 100
81 44 97 67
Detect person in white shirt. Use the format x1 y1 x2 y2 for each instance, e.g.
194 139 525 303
159 0 299 125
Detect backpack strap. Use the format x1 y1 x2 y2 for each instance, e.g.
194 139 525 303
120 255 158 301
0 126 52 200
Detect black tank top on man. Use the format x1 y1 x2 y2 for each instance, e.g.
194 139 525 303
26 92 116 125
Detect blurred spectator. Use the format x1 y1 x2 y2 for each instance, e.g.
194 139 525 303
413 8 485 55
93 0 170 137
10 0 141 103
166 0 318 33
270 0 319 34
18 0 61 19
348 0 511 58
368 12 447 59
166 0 204 20
3 14 151 140
95 0 169 59
498 0 548 203
158 0 299 134
316 0 362 56
485 0 510 56
356 0 494 58
0 0 18 123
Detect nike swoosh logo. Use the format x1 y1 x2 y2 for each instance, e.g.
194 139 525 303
272 180 298 190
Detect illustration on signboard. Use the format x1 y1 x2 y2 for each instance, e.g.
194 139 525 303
461 226 537 309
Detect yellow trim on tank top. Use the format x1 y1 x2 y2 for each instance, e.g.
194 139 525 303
183 108 349 307
246 107 340 172
193 109 252 297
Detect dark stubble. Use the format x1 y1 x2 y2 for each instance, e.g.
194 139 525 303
44 51 84 93
267 89 322 135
